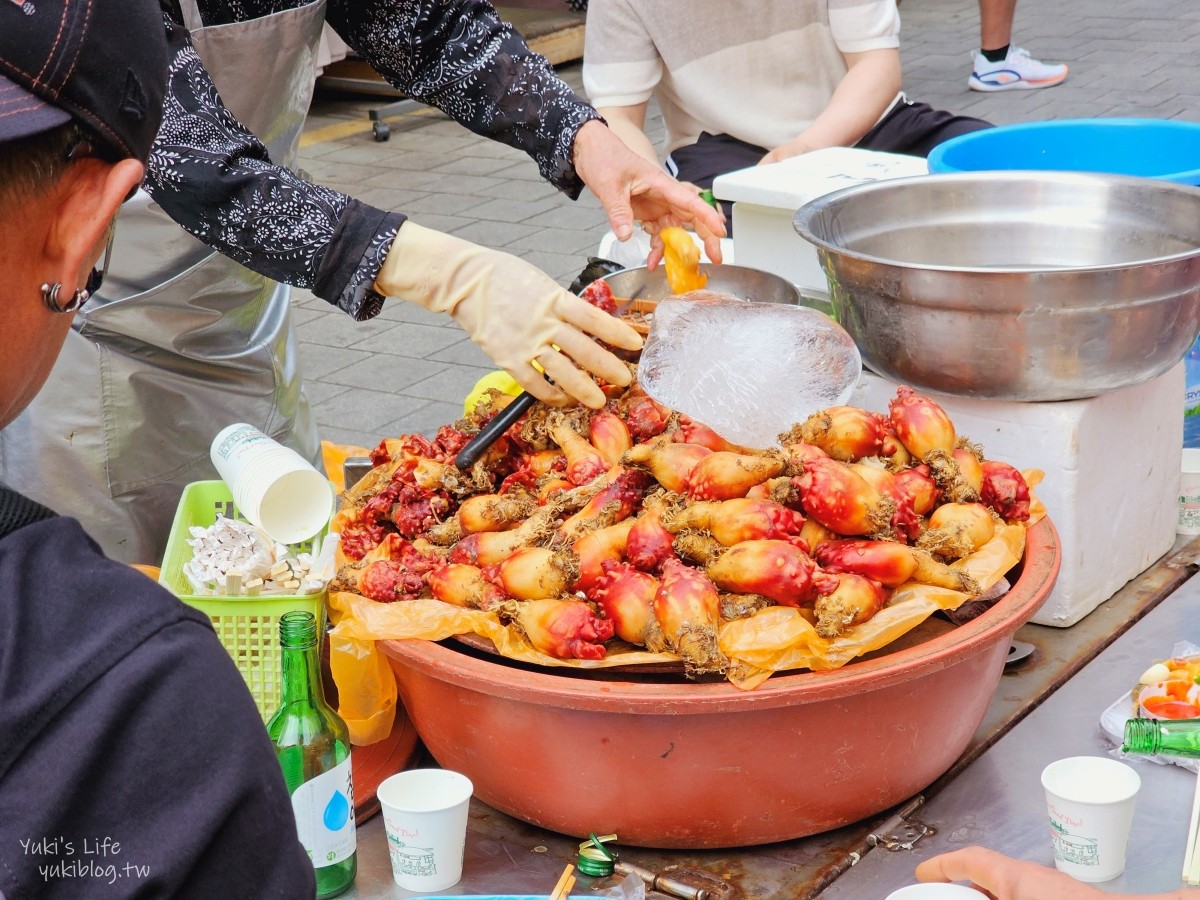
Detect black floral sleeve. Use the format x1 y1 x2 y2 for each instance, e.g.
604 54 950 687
145 0 600 320
322 0 600 195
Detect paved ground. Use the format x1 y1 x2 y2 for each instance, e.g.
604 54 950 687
295 0 1200 450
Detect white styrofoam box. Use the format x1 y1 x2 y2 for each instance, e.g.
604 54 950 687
852 363 1184 627
712 147 928 295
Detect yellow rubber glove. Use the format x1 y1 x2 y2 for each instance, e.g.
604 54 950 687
376 223 641 408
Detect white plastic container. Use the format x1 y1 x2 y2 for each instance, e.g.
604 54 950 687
210 423 333 545
712 147 927 295
885 885 987 899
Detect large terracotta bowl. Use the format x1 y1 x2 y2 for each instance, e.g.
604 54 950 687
383 519 1059 849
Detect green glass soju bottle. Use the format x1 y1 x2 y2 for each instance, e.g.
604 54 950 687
267 611 357 898
1123 717 1200 758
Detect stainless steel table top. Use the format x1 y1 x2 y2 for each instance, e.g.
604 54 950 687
822 569 1200 897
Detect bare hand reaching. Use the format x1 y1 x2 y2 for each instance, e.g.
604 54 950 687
571 120 726 267
916 847 1194 900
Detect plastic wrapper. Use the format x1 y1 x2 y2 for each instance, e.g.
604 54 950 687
329 475 1043 744
602 874 646 899
638 297 861 448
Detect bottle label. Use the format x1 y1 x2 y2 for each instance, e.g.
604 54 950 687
1185 336 1200 449
291 758 356 868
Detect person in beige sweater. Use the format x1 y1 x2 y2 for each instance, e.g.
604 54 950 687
583 0 990 220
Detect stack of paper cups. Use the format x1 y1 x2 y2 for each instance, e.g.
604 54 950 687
210 424 333 545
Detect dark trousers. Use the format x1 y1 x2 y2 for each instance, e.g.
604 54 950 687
665 101 993 226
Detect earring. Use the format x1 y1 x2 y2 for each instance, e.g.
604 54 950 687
40 282 89 314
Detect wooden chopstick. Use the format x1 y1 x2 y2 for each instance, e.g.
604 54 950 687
1185 769 1200 885
549 863 575 900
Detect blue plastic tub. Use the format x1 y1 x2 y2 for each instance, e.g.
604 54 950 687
927 117 1200 184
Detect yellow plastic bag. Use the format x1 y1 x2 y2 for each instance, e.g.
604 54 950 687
328 628 398 745
321 440 373 493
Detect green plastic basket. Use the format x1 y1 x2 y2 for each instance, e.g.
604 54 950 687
159 480 328 722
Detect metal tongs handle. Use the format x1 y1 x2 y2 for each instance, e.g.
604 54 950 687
454 390 538 470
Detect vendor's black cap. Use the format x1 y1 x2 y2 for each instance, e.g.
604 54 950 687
0 0 168 162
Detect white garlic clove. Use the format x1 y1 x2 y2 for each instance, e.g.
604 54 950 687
1138 663 1171 685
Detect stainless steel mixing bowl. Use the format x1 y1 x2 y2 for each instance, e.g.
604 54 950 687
793 171 1200 400
600 262 804 306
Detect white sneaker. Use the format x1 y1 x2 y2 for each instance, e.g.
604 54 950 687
968 46 1069 92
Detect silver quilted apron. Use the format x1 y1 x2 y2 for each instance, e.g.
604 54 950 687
0 0 327 564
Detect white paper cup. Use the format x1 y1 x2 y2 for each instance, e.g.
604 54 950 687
210 424 333 545
1180 449 1200 535
1041 756 1141 883
885 885 987 899
377 769 473 892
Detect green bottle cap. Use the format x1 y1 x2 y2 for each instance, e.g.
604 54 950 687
576 832 618 877
698 189 718 209
576 848 614 877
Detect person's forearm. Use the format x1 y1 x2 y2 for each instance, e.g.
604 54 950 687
145 10 405 321
792 52 902 151
326 0 600 197
597 108 661 167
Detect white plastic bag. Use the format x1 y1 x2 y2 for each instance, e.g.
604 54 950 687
601 873 646 900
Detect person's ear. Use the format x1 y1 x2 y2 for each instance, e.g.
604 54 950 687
44 158 143 295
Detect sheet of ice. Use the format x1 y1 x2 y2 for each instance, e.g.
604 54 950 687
639 297 862 448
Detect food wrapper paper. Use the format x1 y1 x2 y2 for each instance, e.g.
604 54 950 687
330 472 1044 744
321 440 373 493
721 518 1027 689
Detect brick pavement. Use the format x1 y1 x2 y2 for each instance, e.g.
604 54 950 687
296 0 1200 449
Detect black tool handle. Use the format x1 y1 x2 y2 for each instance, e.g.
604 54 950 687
454 390 538 470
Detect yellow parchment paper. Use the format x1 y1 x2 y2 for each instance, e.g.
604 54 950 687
329 473 1045 743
